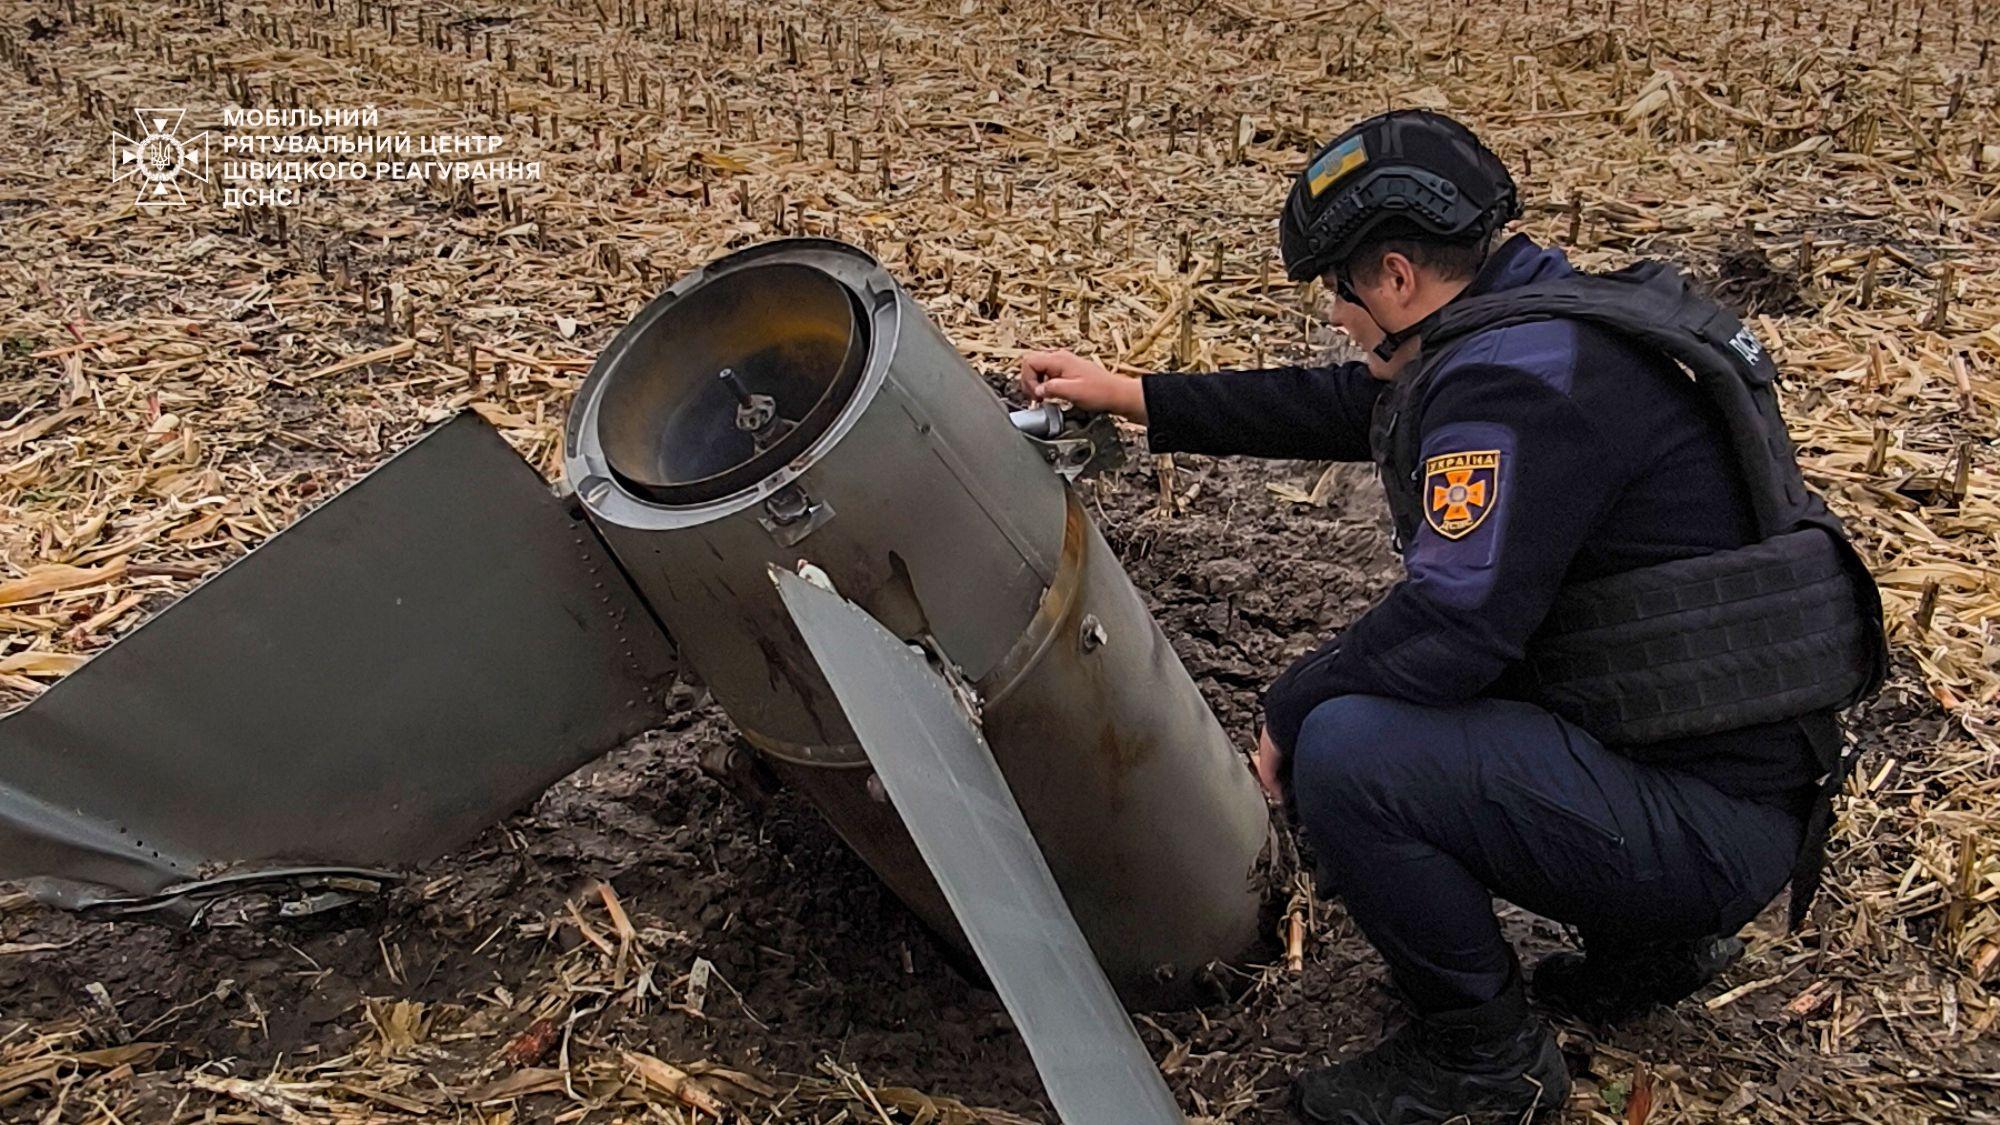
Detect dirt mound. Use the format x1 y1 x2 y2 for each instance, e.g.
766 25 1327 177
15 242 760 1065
1701 242 1812 319
0 446 1411 1123
1 448 1373 1122
4 437 1995 1124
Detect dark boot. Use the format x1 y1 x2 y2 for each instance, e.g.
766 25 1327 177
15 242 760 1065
1292 978 1569 1124
1532 933 1744 1024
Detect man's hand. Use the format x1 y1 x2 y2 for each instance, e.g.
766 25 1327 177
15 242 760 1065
1254 726 1284 802
1019 349 1147 423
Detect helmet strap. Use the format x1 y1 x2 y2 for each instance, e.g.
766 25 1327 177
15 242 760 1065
1365 215 1505 364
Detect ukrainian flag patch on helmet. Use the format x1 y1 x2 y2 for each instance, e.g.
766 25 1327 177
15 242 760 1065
1307 136 1369 197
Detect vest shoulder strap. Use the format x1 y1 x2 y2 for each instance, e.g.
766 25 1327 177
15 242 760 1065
1420 261 1803 537
1416 259 1888 713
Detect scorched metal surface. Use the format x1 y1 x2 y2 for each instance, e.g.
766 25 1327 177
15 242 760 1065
566 238 1269 1004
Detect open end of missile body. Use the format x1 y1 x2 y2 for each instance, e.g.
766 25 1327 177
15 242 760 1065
593 262 870 506
568 240 1270 1005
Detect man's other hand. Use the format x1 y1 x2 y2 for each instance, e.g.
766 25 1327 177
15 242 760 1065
1254 726 1284 802
1019 349 1147 423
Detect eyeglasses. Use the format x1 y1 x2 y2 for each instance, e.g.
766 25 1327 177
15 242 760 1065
1324 265 1363 307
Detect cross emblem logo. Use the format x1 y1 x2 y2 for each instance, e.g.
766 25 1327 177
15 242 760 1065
112 108 210 208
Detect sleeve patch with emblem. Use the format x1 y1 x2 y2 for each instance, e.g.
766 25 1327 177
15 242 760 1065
1424 450 1501 540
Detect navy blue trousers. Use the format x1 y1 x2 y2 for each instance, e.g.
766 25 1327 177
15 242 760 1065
1291 695 1803 1014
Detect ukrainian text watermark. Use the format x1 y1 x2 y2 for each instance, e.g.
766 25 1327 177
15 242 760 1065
112 104 541 209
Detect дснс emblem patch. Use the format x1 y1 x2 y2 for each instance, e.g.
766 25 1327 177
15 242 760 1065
1424 450 1500 540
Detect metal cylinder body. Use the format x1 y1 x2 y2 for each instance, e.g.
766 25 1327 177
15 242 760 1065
565 239 1267 1003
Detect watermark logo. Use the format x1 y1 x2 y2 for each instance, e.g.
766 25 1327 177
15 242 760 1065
112 108 210 207
105 103 540 209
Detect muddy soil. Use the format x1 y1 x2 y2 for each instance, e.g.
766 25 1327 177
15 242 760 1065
0 434 1973 1122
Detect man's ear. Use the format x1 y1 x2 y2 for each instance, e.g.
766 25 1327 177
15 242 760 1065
1382 251 1419 298
1376 252 1424 304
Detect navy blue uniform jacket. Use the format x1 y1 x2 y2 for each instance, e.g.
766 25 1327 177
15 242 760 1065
1140 235 1819 804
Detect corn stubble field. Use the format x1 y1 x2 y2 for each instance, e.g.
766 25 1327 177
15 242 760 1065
0 0 1997 1120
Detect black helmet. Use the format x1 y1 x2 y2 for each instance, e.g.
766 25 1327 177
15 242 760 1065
1279 110 1521 283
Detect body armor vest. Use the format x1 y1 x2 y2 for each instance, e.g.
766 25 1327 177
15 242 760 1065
1368 260 1888 749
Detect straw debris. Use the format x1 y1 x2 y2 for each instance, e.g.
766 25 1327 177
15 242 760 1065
2 0 1998 1119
